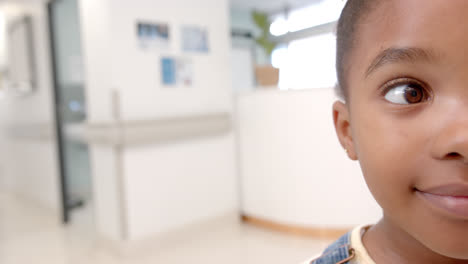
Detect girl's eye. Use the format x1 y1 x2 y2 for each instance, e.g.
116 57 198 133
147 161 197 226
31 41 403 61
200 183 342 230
383 82 427 105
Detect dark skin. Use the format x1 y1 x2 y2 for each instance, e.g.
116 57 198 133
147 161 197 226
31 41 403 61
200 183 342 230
333 0 468 263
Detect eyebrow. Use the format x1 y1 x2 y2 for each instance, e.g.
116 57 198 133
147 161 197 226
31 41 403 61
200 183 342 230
365 47 437 78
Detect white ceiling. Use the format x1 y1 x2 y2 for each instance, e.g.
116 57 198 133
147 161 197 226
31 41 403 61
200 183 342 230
230 0 325 13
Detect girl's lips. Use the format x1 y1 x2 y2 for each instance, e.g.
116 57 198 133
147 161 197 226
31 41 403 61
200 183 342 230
416 184 468 219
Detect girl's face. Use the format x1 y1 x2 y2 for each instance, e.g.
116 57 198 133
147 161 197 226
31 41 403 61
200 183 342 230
334 0 468 259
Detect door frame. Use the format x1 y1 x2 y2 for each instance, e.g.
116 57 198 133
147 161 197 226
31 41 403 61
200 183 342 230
47 0 70 224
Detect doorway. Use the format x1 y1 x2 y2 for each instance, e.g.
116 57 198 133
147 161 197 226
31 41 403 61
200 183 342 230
47 0 91 224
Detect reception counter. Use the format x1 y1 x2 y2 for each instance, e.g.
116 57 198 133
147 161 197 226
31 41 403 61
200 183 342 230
236 88 381 236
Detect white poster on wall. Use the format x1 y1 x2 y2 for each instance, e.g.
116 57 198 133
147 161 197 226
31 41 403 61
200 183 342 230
181 25 209 53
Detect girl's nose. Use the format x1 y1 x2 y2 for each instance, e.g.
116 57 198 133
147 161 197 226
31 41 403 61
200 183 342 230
431 121 468 165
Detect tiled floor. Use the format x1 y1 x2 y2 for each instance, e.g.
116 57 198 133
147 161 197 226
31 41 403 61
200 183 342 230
0 193 330 264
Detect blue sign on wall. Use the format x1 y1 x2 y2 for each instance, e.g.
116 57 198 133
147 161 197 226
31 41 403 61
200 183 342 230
161 57 176 85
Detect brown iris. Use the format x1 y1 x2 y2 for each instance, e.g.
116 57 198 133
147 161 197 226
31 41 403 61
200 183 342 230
404 84 424 104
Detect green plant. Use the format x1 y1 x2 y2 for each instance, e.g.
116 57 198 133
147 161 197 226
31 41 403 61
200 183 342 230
252 11 277 57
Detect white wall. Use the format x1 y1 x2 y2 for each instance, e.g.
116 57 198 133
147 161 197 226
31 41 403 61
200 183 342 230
237 89 382 228
79 0 238 242
81 0 235 119
0 2 60 213
89 145 122 241
79 0 113 123
123 137 237 240
110 0 233 120
79 0 122 241
115 0 237 241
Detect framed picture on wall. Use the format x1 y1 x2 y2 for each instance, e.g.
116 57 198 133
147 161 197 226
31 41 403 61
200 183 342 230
161 57 193 87
181 25 209 53
137 21 170 50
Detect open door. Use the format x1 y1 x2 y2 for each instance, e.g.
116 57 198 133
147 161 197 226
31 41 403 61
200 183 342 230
47 0 91 224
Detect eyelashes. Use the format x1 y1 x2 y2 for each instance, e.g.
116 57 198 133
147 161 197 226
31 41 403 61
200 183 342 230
381 77 431 105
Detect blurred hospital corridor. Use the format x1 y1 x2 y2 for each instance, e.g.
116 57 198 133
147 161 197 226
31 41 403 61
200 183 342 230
0 0 381 263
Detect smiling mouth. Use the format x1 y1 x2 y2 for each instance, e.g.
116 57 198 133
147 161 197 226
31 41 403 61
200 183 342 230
415 185 468 219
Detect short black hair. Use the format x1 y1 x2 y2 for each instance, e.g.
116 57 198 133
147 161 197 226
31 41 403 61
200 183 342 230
336 0 381 100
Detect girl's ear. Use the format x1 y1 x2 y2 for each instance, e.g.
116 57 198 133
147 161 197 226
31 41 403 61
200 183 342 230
333 101 358 160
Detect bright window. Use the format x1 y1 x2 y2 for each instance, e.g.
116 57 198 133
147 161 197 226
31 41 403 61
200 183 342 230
269 0 345 90
274 33 337 90
270 0 345 36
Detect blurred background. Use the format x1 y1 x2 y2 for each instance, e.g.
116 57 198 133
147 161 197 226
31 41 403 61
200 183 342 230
0 0 381 263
